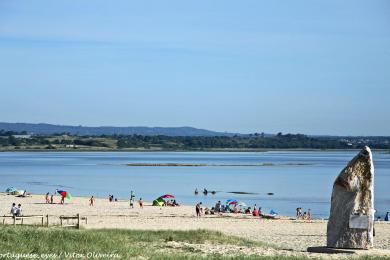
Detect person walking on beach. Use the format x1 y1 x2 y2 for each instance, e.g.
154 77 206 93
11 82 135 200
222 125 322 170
45 192 50 204
138 198 144 209
385 212 389 221
60 195 65 205
196 202 202 218
50 194 54 204
307 209 312 220
89 196 95 206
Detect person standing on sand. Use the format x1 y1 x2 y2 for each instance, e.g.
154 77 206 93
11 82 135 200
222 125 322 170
296 207 302 219
307 209 312 220
89 196 95 206
138 198 144 209
45 192 50 203
60 196 65 205
385 212 389 221
196 202 202 218
50 194 54 204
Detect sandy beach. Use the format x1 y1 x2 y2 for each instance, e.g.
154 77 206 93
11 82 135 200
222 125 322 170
1 193 389 258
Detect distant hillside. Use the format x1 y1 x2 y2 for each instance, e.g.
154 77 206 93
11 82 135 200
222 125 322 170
0 122 237 136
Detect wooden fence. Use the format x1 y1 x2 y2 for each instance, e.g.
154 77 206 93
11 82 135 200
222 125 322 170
1 214 87 229
59 214 88 229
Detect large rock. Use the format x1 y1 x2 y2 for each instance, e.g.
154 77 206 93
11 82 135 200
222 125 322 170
327 146 374 249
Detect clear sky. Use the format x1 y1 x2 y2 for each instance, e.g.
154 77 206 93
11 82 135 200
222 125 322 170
0 1 389 135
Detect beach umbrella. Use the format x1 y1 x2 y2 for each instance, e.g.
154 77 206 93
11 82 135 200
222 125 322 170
226 199 238 204
5 187 17 193
57 190 72 200
160 194 175 199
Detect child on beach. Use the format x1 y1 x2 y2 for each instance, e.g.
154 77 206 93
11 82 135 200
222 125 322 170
138 198 143 209
195 202 202 218
89 196 95 206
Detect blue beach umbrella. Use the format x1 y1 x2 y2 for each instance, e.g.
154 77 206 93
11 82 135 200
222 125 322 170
6 187 17 193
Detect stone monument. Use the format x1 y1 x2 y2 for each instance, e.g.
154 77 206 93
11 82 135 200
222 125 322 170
327 146 374 249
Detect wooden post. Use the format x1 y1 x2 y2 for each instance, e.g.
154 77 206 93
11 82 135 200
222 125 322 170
77 214 80 229
21 218 24 225
46 215 49 227
2 215 5 225
13 216 16 226
41 216 44 226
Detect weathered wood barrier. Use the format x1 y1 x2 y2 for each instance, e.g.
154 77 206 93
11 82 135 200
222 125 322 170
60 214 88 229
1 214 87 229
1 215 45 226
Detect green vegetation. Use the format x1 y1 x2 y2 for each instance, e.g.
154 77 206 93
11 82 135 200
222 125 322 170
1 130 390 151
0 225 387 259
0 226 300 260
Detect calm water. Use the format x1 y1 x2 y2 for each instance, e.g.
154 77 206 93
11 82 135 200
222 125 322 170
0 151 389 218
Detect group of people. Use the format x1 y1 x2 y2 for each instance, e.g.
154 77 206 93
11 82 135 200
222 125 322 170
296 207 312 220
108 194 118 202
194 188 216 195
44 192 65 204
10 203 22 217
44 192 55 204
195 201 264 217
165 199 179 207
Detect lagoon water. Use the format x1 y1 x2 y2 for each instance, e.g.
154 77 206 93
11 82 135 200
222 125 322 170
0 151 389 218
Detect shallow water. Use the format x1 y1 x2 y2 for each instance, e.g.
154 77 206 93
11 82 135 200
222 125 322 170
0 151 389 218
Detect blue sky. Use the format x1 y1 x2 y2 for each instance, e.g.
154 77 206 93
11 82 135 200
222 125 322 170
0 1 389 135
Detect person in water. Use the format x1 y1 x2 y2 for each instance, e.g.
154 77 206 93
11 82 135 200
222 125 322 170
194 188 198 195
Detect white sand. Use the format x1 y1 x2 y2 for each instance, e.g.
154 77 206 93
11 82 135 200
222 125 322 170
1 193 389 258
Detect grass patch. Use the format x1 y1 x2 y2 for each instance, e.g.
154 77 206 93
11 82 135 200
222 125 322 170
0 226 284 259
0 226 386 259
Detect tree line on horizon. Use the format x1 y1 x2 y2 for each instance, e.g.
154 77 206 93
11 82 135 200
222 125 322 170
1 130 390 150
